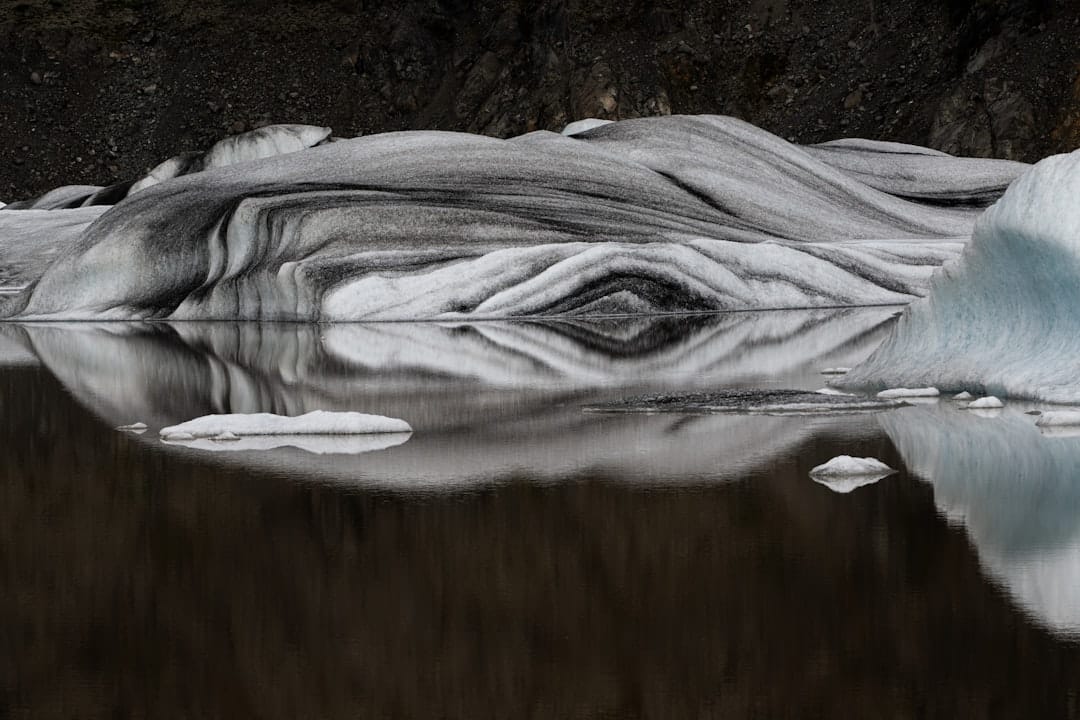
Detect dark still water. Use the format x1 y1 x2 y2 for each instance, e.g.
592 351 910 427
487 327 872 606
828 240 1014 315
2 309 1079 719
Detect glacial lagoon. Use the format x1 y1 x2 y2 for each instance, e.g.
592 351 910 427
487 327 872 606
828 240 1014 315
3 307 1080 717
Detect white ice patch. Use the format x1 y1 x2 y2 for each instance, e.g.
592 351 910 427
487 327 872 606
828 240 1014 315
876 387 940 399
953 391 974 400
815 388 854 396
966 396 1004 409
159 410 412 439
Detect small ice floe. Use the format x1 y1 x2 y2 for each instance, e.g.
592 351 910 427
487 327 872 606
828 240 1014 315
159 410 412 440
815 388 855 396
821 367 852 375
810 455 896 494
116 422 148 434
162 434 412 455
876 387 940 399
953 391 974 401
966 396 1004 409
212 431 241 441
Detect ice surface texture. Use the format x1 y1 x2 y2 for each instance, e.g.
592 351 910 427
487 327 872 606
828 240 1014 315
842 151 1080 402
0 115 1023 321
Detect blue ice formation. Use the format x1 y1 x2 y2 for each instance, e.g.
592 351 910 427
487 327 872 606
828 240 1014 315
842 150 1080 402
0 116 1025 320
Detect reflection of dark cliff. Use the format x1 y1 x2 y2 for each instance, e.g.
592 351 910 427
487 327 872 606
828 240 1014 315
2 0 1077 198
3 365 1080 718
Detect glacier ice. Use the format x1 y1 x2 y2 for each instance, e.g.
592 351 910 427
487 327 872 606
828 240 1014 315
841 151 1080 402
0 115 1024 321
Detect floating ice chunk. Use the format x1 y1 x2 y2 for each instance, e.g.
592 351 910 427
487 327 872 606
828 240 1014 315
810 455 896 476
815 388 854 396
561 118 614 136
159 410 412 440
1035 412 1080 428
876 387 940 399
810 456 896 493
116 422 148 433
162 433 411 455
953 391 974 400
821 367 852 375
212 431 240 441
966 396 1004 409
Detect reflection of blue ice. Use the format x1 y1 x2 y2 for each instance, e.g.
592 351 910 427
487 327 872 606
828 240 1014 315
880 404 1080 637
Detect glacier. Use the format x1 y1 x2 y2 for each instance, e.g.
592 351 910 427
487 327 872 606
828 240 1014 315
0 115 1025 321
841 150 1080 402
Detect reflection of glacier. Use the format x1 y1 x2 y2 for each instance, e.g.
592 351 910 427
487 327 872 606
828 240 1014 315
4 308 895 485
843 151 1080 402
881 405 1080 638
0 116 1023 320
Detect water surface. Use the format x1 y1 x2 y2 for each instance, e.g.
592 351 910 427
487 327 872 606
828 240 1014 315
2 309 1079 718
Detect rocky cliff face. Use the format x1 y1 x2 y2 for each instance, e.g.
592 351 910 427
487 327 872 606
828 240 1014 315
1 0 1077 199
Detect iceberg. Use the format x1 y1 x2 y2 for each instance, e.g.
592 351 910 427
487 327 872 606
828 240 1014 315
159 410 412 440
841 151 1080 402
0 115 1023 321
